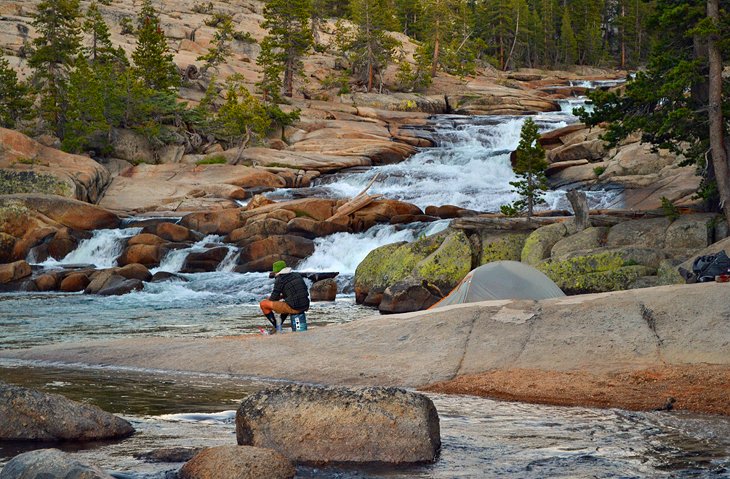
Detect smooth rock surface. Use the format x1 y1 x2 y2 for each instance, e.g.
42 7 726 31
236 385 440 464
0 382 134 441
0 449 114 479
179 445 295 479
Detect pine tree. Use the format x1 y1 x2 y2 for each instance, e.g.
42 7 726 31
132 0 179 91
28 0 83 138
198 12 234 73
62 55 109 152
0 57 32 129
580 0 730 223
572 0 605 65
559 6 578 65
418 0 465 76
349 0 401 92
502 118 548 218
257 0 313 99
395 0 420 36
83 1 118 64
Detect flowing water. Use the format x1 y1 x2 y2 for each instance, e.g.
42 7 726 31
0 364 728 478
3 84 729 477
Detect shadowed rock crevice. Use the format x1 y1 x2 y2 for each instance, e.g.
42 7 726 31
451 311 480 379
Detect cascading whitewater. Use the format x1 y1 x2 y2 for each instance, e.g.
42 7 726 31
297 220 450 275
32 227 142 268
151 235 229 274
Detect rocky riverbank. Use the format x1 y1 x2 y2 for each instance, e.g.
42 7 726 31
2 282 728 416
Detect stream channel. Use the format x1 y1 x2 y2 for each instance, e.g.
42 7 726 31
2 85 730 477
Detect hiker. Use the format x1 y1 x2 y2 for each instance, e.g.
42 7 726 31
259 260 310 333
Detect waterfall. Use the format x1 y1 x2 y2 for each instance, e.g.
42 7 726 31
152 235 228 274
311 115 570 212
34 227 142 268
297 220 449 274
216 249 240 272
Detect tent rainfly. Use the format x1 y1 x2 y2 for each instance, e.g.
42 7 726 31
430 261 565 309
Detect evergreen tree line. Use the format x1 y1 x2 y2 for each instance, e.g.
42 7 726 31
257 0 657 97
581 0 730 223
0 0 291 156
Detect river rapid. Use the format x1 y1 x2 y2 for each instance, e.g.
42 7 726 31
2 85 730 477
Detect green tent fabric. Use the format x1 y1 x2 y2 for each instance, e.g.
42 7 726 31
431 261 565 308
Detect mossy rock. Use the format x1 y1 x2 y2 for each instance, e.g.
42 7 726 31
656 259 685 286
554 265 654 294
354 229 472 301
605 217 671 248
0 170 72 197
480 233 529 265
539 250 627 279
521 221 575 266
354 231 447 294
552 247 666 270
550 227 609 258
414 230 471 291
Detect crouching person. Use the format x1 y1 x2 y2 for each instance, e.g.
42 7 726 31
260 260 310 333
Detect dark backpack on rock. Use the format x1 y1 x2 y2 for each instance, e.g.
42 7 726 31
682 250 730 283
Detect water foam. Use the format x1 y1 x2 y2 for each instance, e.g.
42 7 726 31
34 227 142 268
298 220 449 274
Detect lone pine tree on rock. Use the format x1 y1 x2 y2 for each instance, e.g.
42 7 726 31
502 117 548 218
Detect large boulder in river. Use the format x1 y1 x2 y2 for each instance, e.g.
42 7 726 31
0 381 134 441
354 229 471 309
0 260 31 284
179 445 295 479
310 278 337 301
118 244 167 267
239 235 315 266
0 449 114 479
181 247 230 273
0 128 111 203
236 385 440 465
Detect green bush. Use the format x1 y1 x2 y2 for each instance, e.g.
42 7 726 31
593 166 606 176
660 196 680 220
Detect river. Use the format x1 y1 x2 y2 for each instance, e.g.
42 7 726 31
2 86 730 477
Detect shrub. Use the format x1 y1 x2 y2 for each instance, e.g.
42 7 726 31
660 196 680 221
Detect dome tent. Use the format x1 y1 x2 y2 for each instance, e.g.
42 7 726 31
430 261 565 309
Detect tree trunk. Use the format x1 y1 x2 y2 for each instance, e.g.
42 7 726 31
566 189 590 231
431 19 440 78
707 0 730 225
284 54 293 97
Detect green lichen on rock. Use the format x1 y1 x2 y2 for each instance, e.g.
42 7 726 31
0 201 30 227
0 170 72 197
539 250 658 294
521 221 574 266
354 229 470 297
656 259 685 285
480 233 529 265
539 251 627 279
414 230 471 290
550 227 608 258
555 265 653 294
354 232 447 293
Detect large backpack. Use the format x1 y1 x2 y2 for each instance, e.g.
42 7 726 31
690 250 730 283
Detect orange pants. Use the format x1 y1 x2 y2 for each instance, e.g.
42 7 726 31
259 299 301 316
